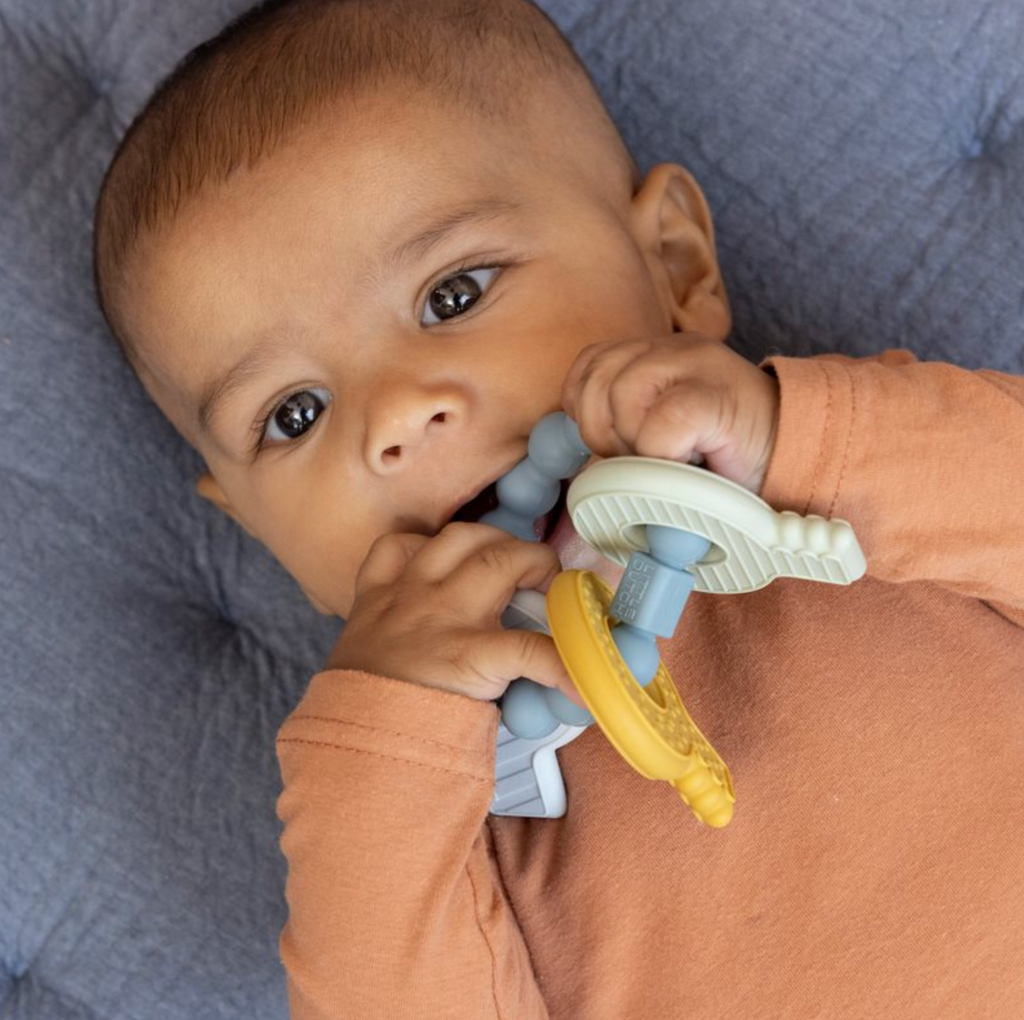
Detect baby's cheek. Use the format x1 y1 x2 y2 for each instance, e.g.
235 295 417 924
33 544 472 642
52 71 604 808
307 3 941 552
268 522 360 619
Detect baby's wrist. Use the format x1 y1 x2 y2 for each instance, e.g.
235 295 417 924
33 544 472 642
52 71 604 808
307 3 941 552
752 366 781 494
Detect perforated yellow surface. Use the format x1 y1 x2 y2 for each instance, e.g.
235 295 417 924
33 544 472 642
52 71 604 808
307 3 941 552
547 569 735 827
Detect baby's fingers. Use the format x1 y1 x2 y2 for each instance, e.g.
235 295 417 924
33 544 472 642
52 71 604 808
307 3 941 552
563 339 652 457
353 531 431 596
631 380 728 463
560 338 621 418
475 628 582 707
413 524 563 615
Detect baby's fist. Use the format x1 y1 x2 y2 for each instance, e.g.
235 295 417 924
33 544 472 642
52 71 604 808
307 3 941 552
562 333 779 493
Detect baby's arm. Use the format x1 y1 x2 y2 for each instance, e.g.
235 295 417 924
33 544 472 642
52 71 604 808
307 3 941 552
276 528 567 1019
276 671 550 1019
759 349 1024 616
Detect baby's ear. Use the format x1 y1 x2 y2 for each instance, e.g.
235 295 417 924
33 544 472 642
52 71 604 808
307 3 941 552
195 472 256 539
629 163 731 340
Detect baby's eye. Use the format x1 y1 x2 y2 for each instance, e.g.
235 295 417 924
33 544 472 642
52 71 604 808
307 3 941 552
422 267 499 325
261 387 331 446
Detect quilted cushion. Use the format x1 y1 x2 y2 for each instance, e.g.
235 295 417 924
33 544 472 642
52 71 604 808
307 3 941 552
1 0 1021 1016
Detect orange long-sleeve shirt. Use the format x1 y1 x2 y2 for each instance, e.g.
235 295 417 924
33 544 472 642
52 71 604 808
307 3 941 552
275 351 1024 1019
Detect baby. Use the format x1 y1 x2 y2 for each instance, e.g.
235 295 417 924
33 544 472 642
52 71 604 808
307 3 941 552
93 0 1024 1017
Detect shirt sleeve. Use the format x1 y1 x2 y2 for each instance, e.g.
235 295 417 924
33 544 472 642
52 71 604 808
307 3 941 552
759 349 1024 620
275 669 551 1020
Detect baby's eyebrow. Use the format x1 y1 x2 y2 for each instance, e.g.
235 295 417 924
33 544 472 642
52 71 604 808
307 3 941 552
197 336 288 448
377 196 522 277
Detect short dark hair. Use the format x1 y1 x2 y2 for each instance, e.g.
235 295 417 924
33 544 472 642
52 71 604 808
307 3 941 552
93 0 635 361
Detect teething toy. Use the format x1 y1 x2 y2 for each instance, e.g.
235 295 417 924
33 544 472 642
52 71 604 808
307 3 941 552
492 590 588 819
489 412 867 825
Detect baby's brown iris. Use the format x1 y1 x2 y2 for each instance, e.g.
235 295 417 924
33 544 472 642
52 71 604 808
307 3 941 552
274 391 324 438
429 272 482 320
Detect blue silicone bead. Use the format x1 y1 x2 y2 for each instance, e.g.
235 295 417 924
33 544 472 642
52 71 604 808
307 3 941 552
495 458 561 519
481 505 537 541
610 624 660 687
544 687 594 726
527 412 591 478
502 677 560 739
647 525 711 569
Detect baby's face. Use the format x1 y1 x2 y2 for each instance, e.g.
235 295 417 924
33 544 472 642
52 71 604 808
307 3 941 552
123 90 688 617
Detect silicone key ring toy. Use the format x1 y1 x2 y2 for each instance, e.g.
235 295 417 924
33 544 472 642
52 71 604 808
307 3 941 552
488 412 866 825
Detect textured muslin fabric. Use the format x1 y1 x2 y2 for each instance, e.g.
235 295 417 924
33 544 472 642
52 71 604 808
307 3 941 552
3 0 1024 1015
276 352 1024 1019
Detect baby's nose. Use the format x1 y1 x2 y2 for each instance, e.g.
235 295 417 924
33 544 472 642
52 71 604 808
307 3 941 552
363 378 468 474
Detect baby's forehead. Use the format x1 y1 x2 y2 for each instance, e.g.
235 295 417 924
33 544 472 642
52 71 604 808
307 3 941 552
123 115 532 415
126 87 627 379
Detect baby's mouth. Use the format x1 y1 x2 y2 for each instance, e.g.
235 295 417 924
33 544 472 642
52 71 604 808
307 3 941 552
448 473 620 580
447 467 621 581
451 480 501 525
451 478 570 542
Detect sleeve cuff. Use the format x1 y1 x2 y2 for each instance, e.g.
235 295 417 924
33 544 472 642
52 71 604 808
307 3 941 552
758 354 858 519
278 669 500 782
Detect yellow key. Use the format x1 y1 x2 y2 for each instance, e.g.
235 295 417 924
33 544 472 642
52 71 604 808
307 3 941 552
546 568 736 827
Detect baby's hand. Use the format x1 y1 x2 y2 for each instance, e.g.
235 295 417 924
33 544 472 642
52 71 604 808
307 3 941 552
325 523 580 705
562 333 780 493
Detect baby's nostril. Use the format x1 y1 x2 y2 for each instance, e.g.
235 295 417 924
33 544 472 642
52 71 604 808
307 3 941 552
431 412 447 424
383 445 401 458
